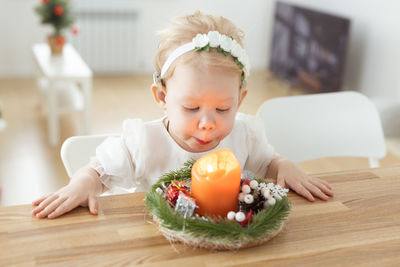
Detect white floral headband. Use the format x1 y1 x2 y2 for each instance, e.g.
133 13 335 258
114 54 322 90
153 31 250 85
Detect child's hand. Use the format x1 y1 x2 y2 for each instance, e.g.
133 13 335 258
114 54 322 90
275 159 334 201
32 166 103 219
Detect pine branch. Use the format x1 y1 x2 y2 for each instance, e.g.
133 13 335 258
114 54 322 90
151 159 195 191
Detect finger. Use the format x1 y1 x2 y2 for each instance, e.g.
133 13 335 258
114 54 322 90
32 194 58 216
32 193 52 206
290 181 315 202
313 177 333 190
310 179 334 197
304 181 329 201
88 195 98 215
277 175 286 188
36 197 67 219
48 197 79 219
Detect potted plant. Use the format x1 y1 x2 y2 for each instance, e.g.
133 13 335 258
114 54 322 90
35 0 77 55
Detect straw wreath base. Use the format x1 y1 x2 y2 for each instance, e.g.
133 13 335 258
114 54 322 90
153 216 285 251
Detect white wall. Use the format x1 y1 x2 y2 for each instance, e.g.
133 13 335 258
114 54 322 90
0 0 399 98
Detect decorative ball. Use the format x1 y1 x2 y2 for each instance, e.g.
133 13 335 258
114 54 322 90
267 197 276 206
238 192 245 202
227 211 236 220
242 184 251 194
249 180 259 189
244 194 254 204
235 211 246 222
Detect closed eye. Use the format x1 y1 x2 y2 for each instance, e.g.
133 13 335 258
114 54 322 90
184 106 199 112
216 108 230 112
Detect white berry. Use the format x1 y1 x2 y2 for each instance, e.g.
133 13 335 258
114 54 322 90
267 197 276 206
227 211 236 220
249 180 259 189
235 211 246 222
244 194 254 204
238 192 245 202
242 184 251 194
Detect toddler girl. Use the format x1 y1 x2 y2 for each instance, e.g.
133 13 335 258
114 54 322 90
32 11 333 219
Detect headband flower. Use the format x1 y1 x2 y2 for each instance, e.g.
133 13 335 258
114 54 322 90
192 31 250 82
154 31 250 85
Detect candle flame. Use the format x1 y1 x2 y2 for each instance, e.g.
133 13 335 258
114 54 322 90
207 164 214 173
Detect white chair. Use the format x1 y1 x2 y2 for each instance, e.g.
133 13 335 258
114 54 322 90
60 134 115 178
257 91 387 168
61 134 137 195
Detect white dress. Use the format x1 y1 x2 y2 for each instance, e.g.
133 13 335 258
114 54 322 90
91 112 276 193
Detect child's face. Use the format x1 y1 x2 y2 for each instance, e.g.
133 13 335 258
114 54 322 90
162 64 246 153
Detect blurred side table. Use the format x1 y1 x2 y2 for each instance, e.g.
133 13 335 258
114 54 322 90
32 43 93 146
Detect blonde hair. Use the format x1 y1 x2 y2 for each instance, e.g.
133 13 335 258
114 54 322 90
154 11 247 88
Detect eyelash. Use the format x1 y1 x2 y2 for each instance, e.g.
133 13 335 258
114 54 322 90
183 107 230 112
184 107 199 112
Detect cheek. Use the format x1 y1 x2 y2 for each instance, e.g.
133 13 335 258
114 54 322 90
169 111 196 136
217 113 236 135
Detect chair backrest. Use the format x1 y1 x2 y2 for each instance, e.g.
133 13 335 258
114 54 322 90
60 134 116 178
257 91 387 167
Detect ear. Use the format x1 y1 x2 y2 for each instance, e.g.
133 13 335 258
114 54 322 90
237 88 248 108
151 84 167 110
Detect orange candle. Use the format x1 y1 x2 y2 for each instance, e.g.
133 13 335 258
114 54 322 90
191 148 241 217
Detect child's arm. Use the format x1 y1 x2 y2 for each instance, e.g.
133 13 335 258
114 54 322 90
32 164 106 219
265 156 334 201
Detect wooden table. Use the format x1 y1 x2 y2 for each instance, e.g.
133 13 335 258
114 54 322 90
1 166 400 266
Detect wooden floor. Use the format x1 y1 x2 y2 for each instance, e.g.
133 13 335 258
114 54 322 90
0 71 399 206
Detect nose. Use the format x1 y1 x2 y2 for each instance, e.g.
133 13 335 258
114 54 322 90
198 113 216 131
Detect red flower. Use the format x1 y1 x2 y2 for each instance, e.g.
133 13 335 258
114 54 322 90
41 0 48 4
54 6 64 16
55 36 65 46
72 26 79 35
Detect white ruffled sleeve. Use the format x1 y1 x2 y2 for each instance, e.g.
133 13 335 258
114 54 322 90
90 119 147 191
238 113 277 178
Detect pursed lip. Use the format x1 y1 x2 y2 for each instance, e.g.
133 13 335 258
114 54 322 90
193 137 212 145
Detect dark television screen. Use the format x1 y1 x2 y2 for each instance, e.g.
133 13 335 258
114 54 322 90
269 1 351 92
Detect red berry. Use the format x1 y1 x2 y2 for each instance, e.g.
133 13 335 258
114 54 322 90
239 210 253 226
41 0 48 4
54 6 64 16
241 180 251 186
